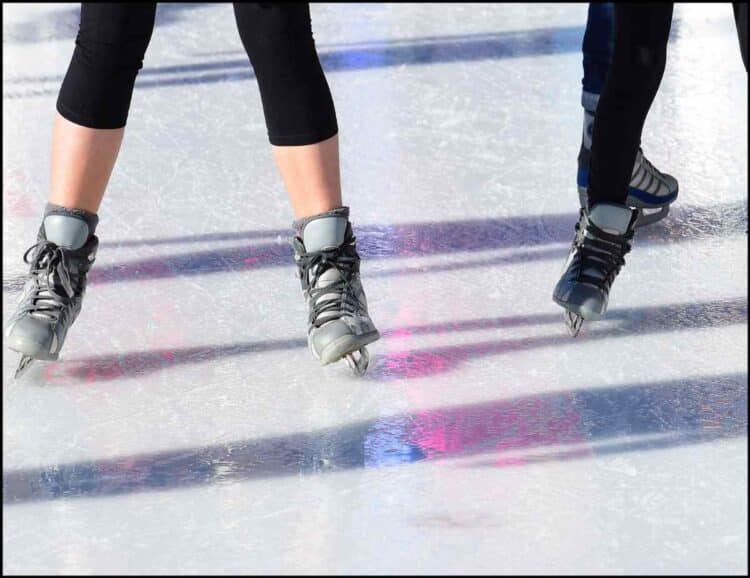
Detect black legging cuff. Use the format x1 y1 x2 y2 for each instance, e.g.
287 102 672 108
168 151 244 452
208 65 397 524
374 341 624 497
269 126 338 147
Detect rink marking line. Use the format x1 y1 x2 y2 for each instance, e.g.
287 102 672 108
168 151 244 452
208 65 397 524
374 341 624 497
2 372 746 504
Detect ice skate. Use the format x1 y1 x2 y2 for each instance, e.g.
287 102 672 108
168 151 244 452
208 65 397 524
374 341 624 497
5 213 98 378
577 110 678 228
291 211 379 376
553 203 638 336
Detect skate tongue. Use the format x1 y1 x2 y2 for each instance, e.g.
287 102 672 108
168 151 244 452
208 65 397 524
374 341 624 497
43 214 90 250
302 215 348 252
588 203 635 235
302 215 349 295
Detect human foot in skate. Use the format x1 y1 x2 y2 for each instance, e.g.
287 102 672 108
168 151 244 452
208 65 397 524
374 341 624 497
5 208 98 378
577 109 678 227
291 208 379 376
552 202 638 337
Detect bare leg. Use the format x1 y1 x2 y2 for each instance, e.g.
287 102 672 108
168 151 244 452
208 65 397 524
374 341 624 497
7 112 117 377
272 134 342 220
233 4 377 374
233 4 342 219
48 113 124 213
8 4 155 377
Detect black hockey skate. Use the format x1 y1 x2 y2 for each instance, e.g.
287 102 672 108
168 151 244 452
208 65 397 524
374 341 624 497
553 203 638 336
577 107 678 229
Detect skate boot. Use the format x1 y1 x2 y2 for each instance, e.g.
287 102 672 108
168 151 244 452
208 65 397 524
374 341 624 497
552 202 638 336
577 109 678 227
291 209 379 376
5 211 98 378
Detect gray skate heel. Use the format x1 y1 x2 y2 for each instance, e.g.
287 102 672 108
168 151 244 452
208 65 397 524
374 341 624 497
292 212 379 376
552 203 638 336
5 214 98 378
577 113 678 229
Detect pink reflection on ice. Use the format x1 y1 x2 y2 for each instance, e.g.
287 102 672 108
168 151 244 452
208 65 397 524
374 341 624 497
380 301 457 378
382 350 452 379
406 392 586 461
3 169 37 218
491 455 528 467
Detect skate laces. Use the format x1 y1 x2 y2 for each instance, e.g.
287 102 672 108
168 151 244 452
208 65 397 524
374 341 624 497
572 211 633 291
292 236 361 329
19 241 77 322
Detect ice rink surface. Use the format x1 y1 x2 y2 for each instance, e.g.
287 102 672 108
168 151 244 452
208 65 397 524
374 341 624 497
2 3 747 574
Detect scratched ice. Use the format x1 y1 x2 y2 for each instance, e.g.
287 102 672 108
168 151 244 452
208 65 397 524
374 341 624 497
3 3 747 574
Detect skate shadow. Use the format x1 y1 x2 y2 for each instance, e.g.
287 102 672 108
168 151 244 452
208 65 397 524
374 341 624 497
4 25 585 97
136 24 585 90
3 199 743 293
80 198 750 285
41 297 747 383
5 13 689 96
368 297 748 381
92 184 747 250
3 371 745 504
43 336 308 384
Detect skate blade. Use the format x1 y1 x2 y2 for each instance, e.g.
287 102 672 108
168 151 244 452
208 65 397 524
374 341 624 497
565 310 584 337
345 347 370 376
14 355 35 379
634 205 669 229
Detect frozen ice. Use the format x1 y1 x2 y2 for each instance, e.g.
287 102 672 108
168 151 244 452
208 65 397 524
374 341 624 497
3 3 747 574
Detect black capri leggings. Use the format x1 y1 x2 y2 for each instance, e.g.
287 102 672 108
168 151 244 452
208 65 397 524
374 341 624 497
589 3 746 206
57 3 338 146
588 3 674 206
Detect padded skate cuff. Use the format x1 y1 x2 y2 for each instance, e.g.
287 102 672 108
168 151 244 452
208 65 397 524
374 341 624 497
44 203 99 236
293 206 349 237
